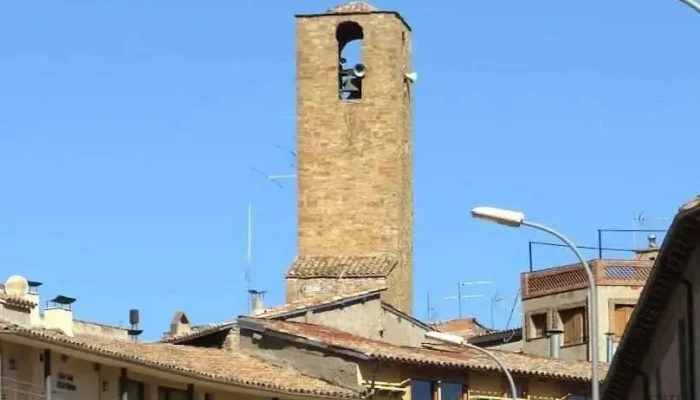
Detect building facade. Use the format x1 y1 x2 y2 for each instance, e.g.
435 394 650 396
520 247 656 362
603 196 700 400
0 274 357 400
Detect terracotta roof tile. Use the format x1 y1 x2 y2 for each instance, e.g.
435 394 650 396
256 287 386 319
0 320 358 398
160 322 236 344
249 319 606 382
429 318 491 339
0 292 36 309
286 255 397 278
327 2 378 13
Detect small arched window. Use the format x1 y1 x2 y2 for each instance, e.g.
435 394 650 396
336 21 365 100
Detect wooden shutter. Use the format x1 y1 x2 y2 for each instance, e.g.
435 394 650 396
561 307 586 345
614 304 634 338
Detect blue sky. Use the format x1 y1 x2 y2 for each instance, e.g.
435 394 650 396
1 0 698 339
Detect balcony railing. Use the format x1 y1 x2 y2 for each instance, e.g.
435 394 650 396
521 259 653 299
0 376 63 400
467 389 579 399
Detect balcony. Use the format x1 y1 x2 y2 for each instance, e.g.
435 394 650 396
521 259 653 299
468 390 584 400
0 376 66 400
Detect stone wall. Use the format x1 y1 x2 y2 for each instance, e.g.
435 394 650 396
294 10 414 314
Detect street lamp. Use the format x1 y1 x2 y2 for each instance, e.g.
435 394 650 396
425 331 518 399
677 0 700 14
470 206 600 400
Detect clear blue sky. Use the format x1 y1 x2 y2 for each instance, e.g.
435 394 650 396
1 0 698 339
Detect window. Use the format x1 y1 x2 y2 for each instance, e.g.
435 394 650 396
158 387 188 400
613 304 635 338
513 378 528 397
440 382 462 400
560 307 586 346
126 380 145 400
411 380 464 400
529 313 547 339
411 380 434 400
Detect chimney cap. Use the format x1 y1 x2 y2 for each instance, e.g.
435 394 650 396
27 281 43 288
648 234 658 248
49 295 76 305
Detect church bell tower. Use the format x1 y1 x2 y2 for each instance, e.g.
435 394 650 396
285 2 415 315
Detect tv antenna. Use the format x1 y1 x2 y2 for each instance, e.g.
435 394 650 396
244 203 253 310
443 281 492 318
273 143 297 169
490 291 503 329
633 211 670 248
250 167 296 189
426 291 438 322
504 289 521 330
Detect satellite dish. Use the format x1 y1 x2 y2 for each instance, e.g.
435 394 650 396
404 72 418 83
5 275 29 297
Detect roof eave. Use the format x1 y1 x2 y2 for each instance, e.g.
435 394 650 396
294 10 411 31
0 331 356 400
602 196 700 398
238 317 373 362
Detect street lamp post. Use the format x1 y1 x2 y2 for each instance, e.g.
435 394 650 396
470 207 600 400
425 331 518 399
677 0 700 14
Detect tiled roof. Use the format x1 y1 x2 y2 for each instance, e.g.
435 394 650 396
245 319 607 382
0 293 36 309
255 287 386 319
0 320 357 399
429 318 492 339
603 196 700 399
327 2 378 13
468 328 523 346
160 322 236 344
286 255 397 278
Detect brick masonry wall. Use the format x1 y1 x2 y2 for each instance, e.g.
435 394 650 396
286 277 389 304
293 12 413 314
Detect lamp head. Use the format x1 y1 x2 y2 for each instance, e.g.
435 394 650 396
471 206 525 228
425 331 465 346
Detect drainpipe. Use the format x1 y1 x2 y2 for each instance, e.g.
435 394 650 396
547 329 563 359
0 341 3 396
119 368 128 400
44 349 52 400
605 333 615 363
680 278 696 400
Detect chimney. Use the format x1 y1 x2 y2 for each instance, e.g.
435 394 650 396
128 309 143 342
648 234 657 248
26 281 43 326
634 234 660 261
248 290 266 316
44 295 76 337
169 311 191 337
547 329 563 359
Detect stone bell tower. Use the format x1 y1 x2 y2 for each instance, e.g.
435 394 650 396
285 2 415 315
